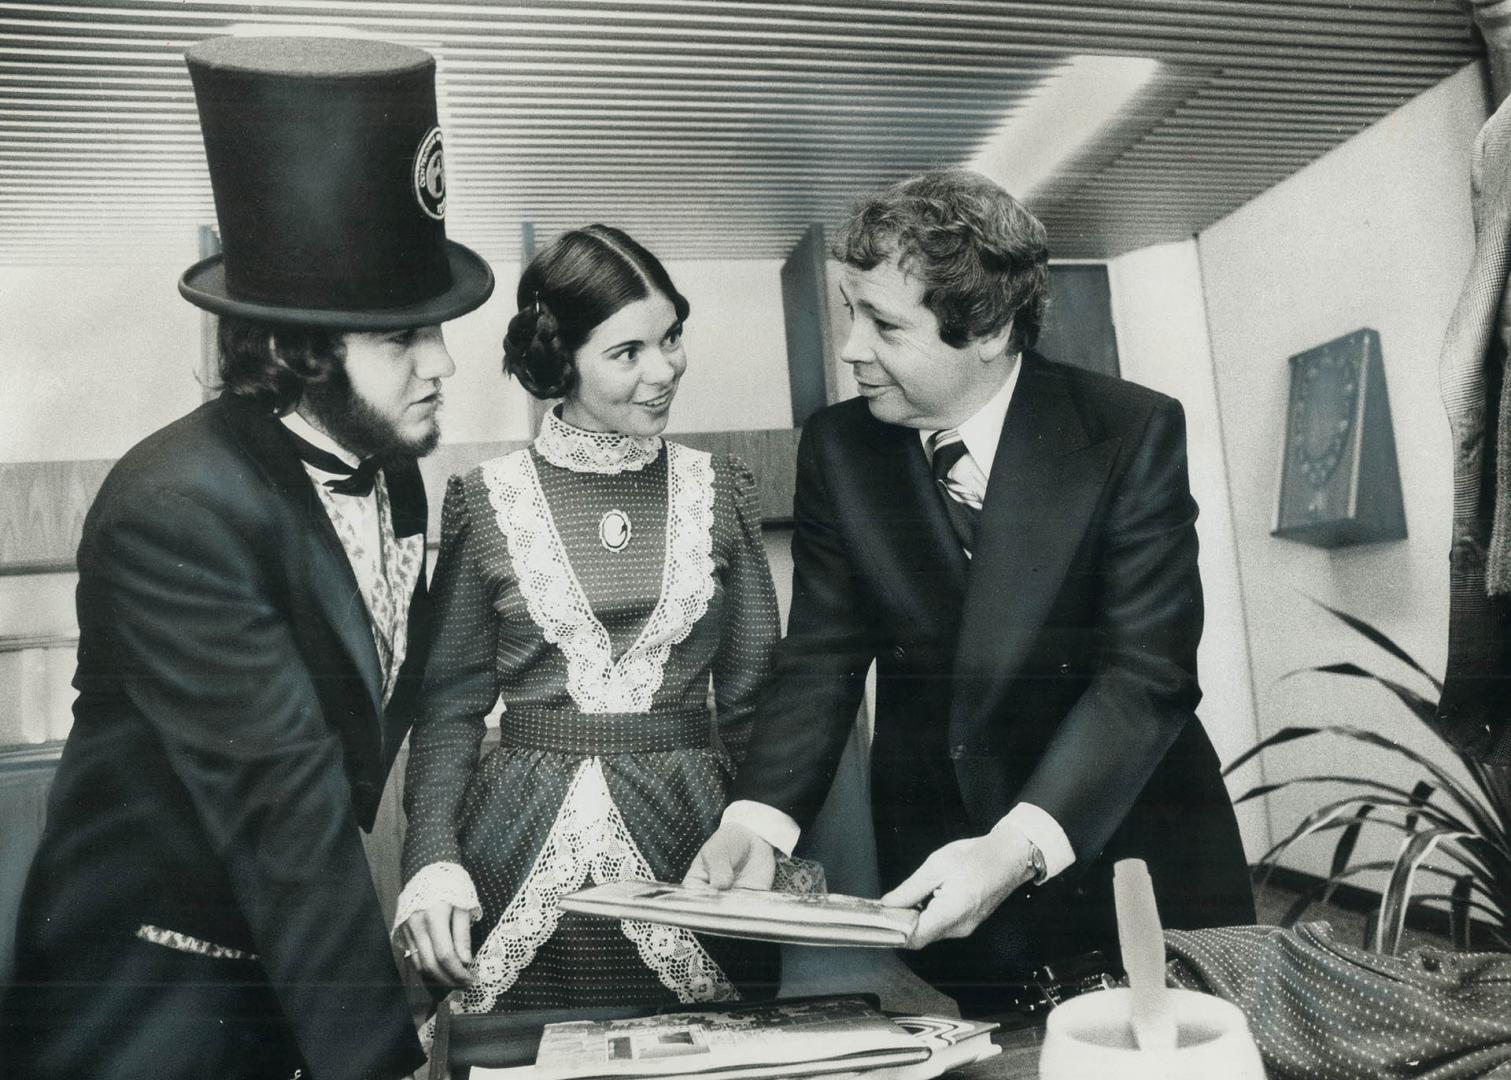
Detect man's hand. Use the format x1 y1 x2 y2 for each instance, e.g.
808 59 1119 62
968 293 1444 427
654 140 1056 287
880 825 1038 949
683 823 777 890
398 904 474 986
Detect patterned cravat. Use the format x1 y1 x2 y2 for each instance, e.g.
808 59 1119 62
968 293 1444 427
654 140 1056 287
928 428 982 553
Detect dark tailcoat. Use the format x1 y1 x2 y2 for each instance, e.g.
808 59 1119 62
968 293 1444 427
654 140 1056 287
0 394 429 1080
734 355 1254 994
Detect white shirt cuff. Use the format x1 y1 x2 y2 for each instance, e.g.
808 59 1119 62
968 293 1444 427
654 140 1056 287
721 800 801 857
997 802 1075 880
391 861 482 941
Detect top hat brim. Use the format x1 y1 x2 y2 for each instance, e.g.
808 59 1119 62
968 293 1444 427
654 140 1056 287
178 239 495 330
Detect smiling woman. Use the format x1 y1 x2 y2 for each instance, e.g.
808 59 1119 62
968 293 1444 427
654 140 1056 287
393 224 788 1020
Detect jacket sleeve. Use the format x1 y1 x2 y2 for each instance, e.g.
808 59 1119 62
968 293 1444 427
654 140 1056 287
1015 398 1205 869
90 484 424 1080
400 474 499 880
731 424 882 831
709 454 782 767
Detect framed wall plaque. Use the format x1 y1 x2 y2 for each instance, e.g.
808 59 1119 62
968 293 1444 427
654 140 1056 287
1272 328 1406 548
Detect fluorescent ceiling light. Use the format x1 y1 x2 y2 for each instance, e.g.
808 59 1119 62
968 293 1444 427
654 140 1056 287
966 55 1161 198
224 23 373 39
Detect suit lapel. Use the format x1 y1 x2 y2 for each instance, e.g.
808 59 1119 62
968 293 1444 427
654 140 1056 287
383 455 428 540
951 358 1118 736
216 395 385 715
853 413 968 637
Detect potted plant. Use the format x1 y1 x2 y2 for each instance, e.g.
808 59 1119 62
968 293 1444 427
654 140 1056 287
1227 600 1511 954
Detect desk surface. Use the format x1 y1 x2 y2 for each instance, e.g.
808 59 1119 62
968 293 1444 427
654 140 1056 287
953 1024 1043 1079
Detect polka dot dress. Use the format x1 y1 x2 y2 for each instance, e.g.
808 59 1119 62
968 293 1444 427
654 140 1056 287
1166 922 1511 1079
400 411 781 1013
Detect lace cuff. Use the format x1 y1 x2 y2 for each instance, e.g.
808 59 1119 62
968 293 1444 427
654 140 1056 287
392 862 482 939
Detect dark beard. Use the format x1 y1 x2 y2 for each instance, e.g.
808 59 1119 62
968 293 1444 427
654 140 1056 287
299 367 440 460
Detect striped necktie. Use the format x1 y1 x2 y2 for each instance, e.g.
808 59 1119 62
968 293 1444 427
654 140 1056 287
928 428 981 553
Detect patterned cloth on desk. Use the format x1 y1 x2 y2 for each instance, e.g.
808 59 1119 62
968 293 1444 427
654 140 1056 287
1165 922 1511 1079
397 409 784 1015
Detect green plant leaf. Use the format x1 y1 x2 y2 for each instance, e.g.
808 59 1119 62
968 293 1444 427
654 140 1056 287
1223 726 1321 776
1259 796 1469 867
1404 781 1435 833
1327 727 1505 856
1362 909 1379 952
1254 797 1430 894
1466 759 1511 850
1376 827 1472 955
1285 663 1456 752
1256 810 1508 904
1279 888 1318 928
1330 803 1373 886
1306 596 1444 694
1234 776 1473 833
1450 875 1474 950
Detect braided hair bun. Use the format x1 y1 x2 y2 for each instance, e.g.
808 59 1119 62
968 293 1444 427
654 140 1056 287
502 301 574 399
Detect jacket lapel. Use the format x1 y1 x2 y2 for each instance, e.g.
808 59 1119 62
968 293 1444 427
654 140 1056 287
216 395 385 716
853 413 968 639
383 455 428 540
950 358 1119 738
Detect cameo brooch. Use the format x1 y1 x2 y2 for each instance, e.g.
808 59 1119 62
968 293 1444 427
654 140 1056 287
599 509 632 552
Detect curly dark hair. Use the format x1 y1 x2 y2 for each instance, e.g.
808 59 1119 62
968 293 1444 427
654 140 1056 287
502 224 690 400
833 169 1049 354
215 315 346 413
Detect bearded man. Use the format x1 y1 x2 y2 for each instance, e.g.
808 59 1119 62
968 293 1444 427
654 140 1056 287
0 35 493 1080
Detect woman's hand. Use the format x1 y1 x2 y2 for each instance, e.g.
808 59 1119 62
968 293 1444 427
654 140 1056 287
399 903 475 986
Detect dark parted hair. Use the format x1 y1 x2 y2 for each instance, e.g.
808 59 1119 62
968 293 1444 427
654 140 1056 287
216 315 346 413
502 224 690 400
833 168 1050 354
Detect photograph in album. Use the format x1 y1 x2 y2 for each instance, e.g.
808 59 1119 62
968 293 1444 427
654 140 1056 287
557 880 919 947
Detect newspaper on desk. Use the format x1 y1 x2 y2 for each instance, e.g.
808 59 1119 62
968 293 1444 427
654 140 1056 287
558 880 919 947
529 997 928 1080
471 1009 1000 1080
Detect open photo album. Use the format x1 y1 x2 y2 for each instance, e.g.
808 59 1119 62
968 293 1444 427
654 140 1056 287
557 880 920 948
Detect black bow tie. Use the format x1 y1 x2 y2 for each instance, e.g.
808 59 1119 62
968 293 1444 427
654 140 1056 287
285 429 381 497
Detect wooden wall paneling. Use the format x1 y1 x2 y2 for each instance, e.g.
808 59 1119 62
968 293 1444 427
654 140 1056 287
3 430 801 572
672 428 802 524
0 638 79 748
780 223 835 426
0 460 115 574
1038 264 1122 378
417 428 801 540
0 745 62 985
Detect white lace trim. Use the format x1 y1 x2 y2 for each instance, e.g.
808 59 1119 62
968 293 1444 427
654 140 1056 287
481 443 716 714
391 862 483 940
535 408 662 474
456 757 736 1016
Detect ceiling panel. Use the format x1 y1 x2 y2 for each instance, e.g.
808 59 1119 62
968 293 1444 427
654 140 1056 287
0 0 1481 265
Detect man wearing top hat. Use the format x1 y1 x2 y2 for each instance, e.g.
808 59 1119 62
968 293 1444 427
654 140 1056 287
0 35 493 1080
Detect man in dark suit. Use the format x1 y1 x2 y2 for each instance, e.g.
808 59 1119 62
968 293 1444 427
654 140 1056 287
0 36 493 1079
688 169 1253 1009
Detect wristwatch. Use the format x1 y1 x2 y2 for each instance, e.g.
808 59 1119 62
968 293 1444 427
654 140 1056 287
1026 841 1047 885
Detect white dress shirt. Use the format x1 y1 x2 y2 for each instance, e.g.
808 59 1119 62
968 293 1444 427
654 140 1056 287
723 355 1076 881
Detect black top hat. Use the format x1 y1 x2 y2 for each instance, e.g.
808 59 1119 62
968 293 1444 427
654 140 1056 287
179 35 493 330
